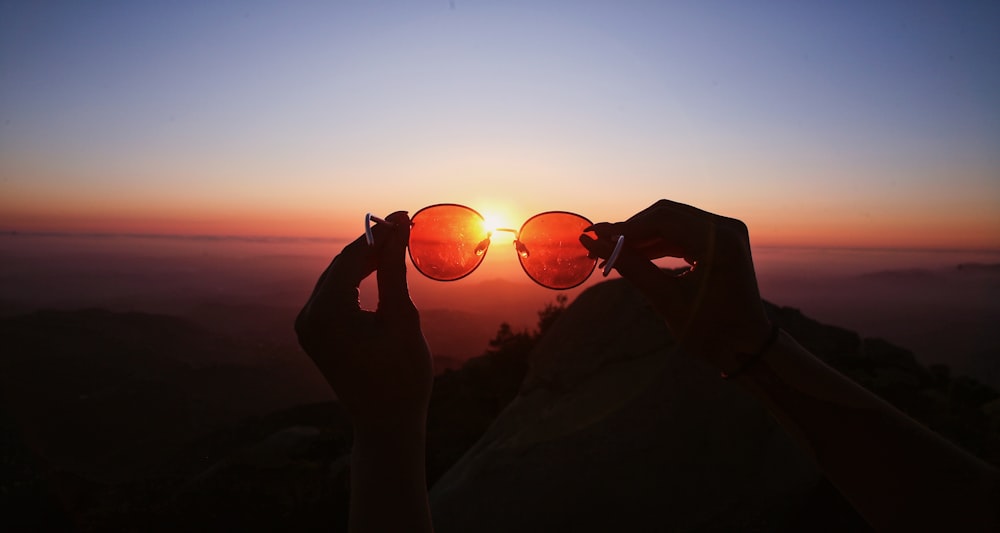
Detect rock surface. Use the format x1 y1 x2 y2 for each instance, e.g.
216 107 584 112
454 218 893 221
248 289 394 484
431 279 823 532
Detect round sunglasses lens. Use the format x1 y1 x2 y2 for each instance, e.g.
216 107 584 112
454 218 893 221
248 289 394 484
409 204 490 281
517 212 596 289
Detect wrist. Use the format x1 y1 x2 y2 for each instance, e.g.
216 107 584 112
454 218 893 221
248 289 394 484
353 409 428 442
720 323 781 379
352 420 428 475
348 413 432 533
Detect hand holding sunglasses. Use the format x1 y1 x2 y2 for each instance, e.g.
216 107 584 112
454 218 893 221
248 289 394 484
295 198 1000 532
365 204 625 290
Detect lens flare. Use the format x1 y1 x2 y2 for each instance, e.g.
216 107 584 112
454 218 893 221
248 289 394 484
480 212 512 235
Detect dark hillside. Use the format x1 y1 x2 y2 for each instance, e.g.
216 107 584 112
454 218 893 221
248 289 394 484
0 309 331 484
2 281 997 531
430 279 1000 532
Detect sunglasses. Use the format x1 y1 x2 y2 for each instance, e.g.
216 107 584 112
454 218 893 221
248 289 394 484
364 203 624 290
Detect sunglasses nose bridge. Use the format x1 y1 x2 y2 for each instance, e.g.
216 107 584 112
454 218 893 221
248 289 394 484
489 227 528 258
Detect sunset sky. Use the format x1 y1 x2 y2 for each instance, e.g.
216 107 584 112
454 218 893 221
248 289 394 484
2 1 998 249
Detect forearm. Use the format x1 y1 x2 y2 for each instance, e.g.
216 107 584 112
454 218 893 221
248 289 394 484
349 422 433 533
736 330 999 531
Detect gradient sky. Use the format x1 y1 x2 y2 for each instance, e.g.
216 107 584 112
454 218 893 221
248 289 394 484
2 1 999 249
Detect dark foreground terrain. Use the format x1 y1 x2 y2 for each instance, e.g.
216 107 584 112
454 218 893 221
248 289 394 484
2 280 998 531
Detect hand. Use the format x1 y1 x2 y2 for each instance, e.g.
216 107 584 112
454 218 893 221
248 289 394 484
295 211 432 432
587 200 1000 531
581 199 771 371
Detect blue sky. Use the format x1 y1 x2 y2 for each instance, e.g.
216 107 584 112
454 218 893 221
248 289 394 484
2 1 999 247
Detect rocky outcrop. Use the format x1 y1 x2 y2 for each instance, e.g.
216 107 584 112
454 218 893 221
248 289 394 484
430 279 824 532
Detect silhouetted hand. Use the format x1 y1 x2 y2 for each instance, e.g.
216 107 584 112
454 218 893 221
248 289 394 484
296 211 434 532
581 199 771 370
295 211 432 432
586 199 1000 531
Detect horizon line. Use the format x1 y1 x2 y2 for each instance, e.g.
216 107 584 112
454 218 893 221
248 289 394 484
0 230 349 245
3 229 999 255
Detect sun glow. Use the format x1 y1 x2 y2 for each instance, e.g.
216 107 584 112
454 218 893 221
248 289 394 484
481 212 515 236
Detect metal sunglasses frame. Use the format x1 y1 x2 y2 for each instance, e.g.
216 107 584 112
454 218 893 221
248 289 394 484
364 206 624 287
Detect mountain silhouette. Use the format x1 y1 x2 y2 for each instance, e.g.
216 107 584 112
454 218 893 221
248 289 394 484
0 309 332 484
2 279 997 530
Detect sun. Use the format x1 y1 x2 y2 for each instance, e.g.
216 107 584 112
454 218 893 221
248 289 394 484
480 211 515 236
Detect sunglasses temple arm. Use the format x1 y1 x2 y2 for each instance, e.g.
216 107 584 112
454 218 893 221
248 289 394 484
602 235 625 277
365 213 390 246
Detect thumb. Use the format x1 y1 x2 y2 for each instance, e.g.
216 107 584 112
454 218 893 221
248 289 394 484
581 234 678 317
376 211 417 321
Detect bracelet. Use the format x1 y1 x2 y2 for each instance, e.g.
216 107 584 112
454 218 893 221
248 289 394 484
720 323 781 379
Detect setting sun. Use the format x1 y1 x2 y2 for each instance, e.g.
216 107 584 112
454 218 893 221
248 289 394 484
1 3 1000 529
481 212 515 237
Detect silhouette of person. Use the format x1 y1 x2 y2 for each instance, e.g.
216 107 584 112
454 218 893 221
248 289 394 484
296 201 999 532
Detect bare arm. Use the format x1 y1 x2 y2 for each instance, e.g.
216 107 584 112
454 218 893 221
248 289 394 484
582 199 999 531
348 423 431 533
296 211 434 533
740 330 998 531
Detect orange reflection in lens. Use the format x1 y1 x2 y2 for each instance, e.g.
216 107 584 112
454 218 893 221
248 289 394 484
409 204 491 281
516 212 596 289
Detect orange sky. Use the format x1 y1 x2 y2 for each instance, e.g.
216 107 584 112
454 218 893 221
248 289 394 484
4 189 998 251
2 3 999 251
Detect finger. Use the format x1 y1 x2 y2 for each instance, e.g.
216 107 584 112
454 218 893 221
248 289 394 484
581 223 616 254
587 220 684 261
323 215 401 289
603 203 716 261
297 255 365 352
304 249 370 325
580 235 669 291
581 235 680 314
376 211 417 322
306 238 359 302
624 207 712 256
625 198 714 223
306 219 398 320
